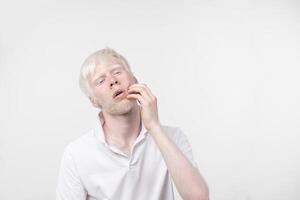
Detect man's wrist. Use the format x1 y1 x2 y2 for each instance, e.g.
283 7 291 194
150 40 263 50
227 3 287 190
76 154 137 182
148 123 163 135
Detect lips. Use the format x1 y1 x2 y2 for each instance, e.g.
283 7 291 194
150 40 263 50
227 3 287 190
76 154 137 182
113 89 126 99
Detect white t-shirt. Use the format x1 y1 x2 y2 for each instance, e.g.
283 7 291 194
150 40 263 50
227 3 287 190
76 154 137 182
56 113 198 200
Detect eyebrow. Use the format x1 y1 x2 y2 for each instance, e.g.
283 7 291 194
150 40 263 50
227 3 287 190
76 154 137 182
92 65 123 83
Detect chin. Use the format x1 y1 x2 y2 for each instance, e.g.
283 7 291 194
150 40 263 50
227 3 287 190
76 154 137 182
106 99 136 115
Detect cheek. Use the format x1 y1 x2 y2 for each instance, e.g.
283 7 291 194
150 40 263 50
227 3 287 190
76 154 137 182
125 75 135 85
92 88 108 101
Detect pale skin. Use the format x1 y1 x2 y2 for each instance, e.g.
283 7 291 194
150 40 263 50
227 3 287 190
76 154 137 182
88 58 209 200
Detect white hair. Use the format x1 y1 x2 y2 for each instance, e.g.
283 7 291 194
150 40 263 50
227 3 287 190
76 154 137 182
79 47 132 97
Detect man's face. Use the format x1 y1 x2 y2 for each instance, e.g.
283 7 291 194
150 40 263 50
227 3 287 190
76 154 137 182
87 58 137 115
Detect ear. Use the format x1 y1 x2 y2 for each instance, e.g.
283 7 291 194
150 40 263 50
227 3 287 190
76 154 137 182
89 96 102 109
133 76 139 83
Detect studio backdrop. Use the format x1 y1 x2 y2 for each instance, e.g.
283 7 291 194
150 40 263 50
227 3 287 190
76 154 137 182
0 0 299 199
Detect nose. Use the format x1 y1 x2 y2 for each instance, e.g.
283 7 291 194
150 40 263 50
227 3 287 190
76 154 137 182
110 78 120 88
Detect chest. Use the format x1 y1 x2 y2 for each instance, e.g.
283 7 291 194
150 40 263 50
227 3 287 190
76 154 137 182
78 138 172 199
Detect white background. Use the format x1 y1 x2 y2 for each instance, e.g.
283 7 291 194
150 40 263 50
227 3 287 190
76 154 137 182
0 0 299 199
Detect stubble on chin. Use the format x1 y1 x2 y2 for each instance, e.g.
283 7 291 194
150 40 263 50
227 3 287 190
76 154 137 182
105 98 136 115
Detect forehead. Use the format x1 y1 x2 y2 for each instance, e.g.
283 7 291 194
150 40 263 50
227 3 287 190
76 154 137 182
88 58 125 81
96 57 124 71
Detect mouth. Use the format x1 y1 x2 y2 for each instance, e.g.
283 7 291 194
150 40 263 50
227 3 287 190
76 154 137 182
113 89 126 99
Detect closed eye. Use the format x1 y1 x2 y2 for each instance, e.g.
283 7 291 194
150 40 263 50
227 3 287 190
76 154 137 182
98 79 105 85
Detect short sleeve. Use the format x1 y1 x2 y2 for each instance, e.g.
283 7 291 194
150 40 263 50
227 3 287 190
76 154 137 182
56 146 87 200
175 129 199 169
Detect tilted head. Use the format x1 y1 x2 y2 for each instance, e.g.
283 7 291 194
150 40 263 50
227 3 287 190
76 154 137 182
79 47 137 114
79 47 133 98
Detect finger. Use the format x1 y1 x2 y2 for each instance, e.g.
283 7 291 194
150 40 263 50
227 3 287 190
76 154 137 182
139 84 155 99
128 86 152 101
130 84 155 100
126 93 146 106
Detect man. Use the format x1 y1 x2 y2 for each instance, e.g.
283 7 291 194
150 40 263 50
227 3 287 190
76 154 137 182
56 48 209 200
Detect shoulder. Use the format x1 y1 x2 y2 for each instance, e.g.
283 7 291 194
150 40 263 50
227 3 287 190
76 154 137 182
63 129 95 157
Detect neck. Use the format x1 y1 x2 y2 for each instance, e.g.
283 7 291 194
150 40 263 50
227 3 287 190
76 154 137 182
100 105 141 148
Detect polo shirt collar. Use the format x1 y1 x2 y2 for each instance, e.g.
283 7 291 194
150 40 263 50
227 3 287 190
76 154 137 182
93 111 148 145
